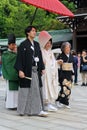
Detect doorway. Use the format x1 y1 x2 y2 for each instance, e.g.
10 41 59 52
76 36 87 53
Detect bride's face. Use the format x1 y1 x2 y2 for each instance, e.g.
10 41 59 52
44 40 52 50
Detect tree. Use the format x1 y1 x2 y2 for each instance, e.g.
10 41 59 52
61 0 76 12
0 0 76 38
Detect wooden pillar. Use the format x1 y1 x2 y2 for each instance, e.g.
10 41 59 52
72 29 77 50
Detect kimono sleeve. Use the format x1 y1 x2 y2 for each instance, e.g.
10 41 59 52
14 45 24 72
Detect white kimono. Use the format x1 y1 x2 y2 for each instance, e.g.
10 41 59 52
42 49 59 104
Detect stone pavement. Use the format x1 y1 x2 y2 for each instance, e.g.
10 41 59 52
0 77 87 130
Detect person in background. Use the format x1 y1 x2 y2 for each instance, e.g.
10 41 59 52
38 31 59 112
71 50 78 85
2 34 19 109
80 50 87 86
14 25 48 117
56 42 74 109
77 52 81 70
77 52 81 83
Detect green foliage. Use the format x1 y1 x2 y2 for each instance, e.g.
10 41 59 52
0 0 29 38
61 0 76 12
0 0 76 38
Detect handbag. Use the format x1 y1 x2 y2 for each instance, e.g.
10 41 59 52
62 63 73 71
82 65 87 71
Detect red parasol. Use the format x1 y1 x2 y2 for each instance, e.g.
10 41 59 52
21 0 74 25
21 0 74 17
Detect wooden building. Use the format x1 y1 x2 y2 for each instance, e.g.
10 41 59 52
57 0 87 52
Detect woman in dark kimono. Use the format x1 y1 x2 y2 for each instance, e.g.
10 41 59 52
14 26 48 116
56 42 74 108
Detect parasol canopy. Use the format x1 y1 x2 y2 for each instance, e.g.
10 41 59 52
21 0 74 17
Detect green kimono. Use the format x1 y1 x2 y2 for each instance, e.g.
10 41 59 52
2 50 19 90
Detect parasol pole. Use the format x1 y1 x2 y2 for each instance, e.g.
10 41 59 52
30 8 38 25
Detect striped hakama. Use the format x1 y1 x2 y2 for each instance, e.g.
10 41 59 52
17 67 42 115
